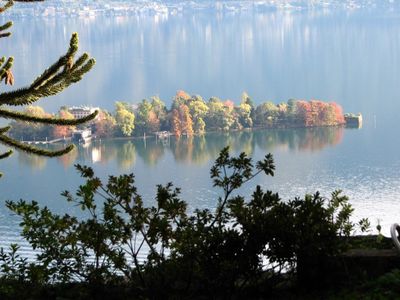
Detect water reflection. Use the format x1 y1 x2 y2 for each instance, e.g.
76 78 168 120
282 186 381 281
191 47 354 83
18 153 47 170
49 127 344 170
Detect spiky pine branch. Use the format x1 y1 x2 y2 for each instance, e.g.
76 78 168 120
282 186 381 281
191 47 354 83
0 2 98 176
0 34 95 106
0 0 13 39
0 133 74 157
0 108 98 125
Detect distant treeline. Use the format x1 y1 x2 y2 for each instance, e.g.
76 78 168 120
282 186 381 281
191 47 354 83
8 91 345 140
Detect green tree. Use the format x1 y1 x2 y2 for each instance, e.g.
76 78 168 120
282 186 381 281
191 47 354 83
254 101 279 127
188 95 208 134
236 102 253 128
115 102 135 136
242 91 255 121
0 1 97 177
286 99 298 123
135 99 161 135
206 97 235 131
150 96 168 130
241 91 255 110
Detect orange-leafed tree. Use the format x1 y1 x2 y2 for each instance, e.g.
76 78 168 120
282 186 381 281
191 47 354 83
147 110 160 133
53 109 75 138
330 102 345 124
176 90 191 101
94 111 116 138
296 101 313 127
180 104 194 136
172 109 182 138
171 104 194 137
172 90 191 110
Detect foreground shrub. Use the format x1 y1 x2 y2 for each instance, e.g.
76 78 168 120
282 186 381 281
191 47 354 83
0 147 360 298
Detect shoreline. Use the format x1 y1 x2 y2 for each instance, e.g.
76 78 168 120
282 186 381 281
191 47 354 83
19 122 359 144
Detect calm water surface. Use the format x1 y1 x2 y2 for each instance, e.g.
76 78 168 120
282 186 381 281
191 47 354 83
1 5 400 252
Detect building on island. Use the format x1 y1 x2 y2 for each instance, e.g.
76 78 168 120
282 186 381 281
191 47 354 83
344 113 362 128
68 106 99 120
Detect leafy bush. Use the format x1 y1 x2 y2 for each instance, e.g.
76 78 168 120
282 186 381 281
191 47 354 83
0 147 360 298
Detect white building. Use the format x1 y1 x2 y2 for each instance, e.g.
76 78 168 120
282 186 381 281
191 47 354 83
68 106 99 119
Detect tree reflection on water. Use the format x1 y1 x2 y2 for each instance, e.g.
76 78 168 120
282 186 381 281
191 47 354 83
46 127 345 169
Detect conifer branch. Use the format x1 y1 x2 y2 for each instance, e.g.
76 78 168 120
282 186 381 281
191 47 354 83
0 33 95 106
0 108 98 125
0 125 11 134
0 20 12 38
0 0 13 14
0 133 74 157
0 1 13 40
0 3 96 172
0 149 12 159
0 21 12 32
14 0 44 2
30 32 79 89
0 57 13 82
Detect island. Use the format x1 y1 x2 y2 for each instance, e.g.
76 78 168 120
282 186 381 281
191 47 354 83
6 91 362 142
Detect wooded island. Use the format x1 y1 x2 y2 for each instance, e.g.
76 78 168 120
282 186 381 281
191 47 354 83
7 90 359 141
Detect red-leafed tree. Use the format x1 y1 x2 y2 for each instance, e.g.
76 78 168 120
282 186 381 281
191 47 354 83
296 100 313 126
224 100 235 109
296 100 345 127
330 102 345 124
310 100 323 126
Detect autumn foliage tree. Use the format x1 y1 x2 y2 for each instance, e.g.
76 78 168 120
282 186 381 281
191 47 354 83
52 109 75 138
171 108 181 138
296 100 345 127
180 104 193 136
94 110 116 138
134 99 163 135
147 110 160 132
171 104 193 138
331 102 345 124
172 90 191 109
151 96 168 130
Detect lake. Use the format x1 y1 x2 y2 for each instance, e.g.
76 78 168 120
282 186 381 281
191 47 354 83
1 1 400 254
